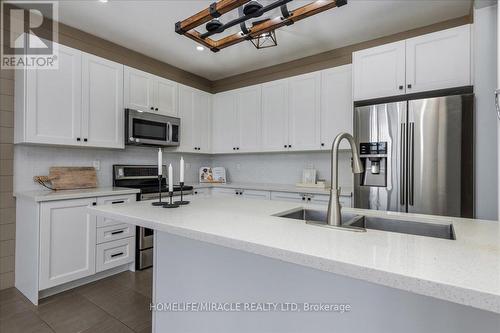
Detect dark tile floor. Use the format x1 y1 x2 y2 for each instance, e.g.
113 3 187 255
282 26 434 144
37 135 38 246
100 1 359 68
0 269 152 333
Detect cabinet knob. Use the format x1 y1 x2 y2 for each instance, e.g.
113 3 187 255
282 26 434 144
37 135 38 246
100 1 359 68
83 138 87 142
302 197 305 201
398 85 404 90
284 145 287 148
288 145 291 148
407 84 412 89
233 147 236 150
150 107 154 110
236 147 239 150
76 137 81 141
155 108 159 111
307 197 311 201
321 143 324 147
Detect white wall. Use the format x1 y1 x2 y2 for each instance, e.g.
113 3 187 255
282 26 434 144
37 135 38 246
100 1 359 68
211 151 353 188
473 2 499 220
13 146 211 192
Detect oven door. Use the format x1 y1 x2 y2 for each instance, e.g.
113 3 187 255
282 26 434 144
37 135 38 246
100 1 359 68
126 109 176 146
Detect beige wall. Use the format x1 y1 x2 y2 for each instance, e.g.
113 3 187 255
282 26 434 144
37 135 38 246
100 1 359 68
0 39 15 289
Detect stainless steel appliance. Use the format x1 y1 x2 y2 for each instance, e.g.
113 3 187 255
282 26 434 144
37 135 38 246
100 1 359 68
353 90 474 218
113 165 193 270
125 109 180 147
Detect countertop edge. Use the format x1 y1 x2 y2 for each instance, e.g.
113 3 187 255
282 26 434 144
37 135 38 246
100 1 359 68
89 207 500 314
15 187 140 202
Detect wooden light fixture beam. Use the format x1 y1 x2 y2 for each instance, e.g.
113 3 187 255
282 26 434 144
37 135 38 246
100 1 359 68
176 0 347 52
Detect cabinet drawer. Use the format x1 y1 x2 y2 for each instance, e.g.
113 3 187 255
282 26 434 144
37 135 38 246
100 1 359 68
96 237 134 273
96 194 136 227
96 223 135 244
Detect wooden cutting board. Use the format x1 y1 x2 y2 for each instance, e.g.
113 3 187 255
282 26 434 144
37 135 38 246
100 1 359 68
48 167 97 190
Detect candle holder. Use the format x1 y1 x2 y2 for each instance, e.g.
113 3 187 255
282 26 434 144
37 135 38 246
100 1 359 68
151 175 164 206
174 182 190 205
163 191 179 208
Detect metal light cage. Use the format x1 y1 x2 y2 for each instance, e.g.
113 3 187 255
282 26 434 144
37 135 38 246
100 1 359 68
250 30 277 49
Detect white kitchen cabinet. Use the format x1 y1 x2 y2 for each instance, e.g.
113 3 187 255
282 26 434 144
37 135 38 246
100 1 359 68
288 72 321 151
81 54 124 149
242 189 270 200
96 237 135 273
261 79 289 152
39 198 97 289
308 194 351 207
212 91 237 153
124 66 178 116
15 43 83 146
96 194 137 227
235 85 262 152
192 188 212 196
405 25 471 93
178 85 211 153
352 40 406 101
211 187 240 196
271 191 306 203
320 65 353 150
15 43 124 148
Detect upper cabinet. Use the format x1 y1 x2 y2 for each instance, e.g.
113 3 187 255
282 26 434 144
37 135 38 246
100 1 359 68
405 25 471 94
261 79 289 152
353 25 471 101
124 66 178 117
81 54 124 149
288 72 321 151
178 85 211 153
212 91 237 153
353 40 406 101
15 43 124 149
320 64 353 150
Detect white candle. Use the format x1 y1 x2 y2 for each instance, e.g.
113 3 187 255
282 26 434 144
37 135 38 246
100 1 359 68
168 164 173 192
180 157 184 183
157 148 162 176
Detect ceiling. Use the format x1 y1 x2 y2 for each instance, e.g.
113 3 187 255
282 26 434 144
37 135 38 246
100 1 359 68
50 0 471 80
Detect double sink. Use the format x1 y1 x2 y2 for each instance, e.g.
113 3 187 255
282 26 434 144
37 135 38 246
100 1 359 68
276 209 456 240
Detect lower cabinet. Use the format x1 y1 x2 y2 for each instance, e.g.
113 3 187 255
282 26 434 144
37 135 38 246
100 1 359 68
39 198 97 290
38 194 136 291
211 187 270 200
193 188 212 196
270 191 351 207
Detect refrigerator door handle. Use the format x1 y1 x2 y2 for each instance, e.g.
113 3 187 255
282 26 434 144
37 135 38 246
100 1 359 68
495 89 500 120
409 122 415 206
400 123 406 206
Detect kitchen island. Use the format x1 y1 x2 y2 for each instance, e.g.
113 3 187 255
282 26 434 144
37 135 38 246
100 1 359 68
90 196 500 333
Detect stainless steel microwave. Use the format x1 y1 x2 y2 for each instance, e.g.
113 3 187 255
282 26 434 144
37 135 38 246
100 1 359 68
125 109 180 147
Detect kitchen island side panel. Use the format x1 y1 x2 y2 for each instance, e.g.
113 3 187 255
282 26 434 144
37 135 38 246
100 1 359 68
153 232 500 333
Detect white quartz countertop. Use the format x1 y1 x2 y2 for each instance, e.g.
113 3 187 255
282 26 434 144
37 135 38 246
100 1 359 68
191 182 352 196
15 187 140 202
89 196 500 314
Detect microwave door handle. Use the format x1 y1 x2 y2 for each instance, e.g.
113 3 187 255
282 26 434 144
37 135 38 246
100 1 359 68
167 122 172 142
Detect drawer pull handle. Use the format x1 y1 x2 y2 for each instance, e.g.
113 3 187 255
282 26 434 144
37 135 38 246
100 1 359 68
112 200 125 204
111 230 124 235
111 252 124 258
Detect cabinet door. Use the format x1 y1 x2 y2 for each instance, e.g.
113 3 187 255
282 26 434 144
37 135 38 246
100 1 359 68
193 90 211 152
406 25 471 93
242 189 270 200
124 67 154 112
261 79 289 152
155 77 178 116
320 65 353 150
39 198 97 289
271 191 306 203
212 92 237 153
235 85 262 152
211 187 238 196
352 40 406 100
288 72 321 151
25 44 82 145
178 85 195 152
81 54 124 149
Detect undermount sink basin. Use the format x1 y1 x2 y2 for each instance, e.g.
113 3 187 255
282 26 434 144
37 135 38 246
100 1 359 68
275 208 456 240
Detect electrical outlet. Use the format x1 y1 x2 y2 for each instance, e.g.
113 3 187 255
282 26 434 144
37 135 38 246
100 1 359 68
93 160 100 171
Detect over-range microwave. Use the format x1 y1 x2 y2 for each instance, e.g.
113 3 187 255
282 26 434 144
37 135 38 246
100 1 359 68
125 109 180 147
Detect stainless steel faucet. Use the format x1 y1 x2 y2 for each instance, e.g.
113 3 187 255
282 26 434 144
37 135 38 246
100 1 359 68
327 133 364 226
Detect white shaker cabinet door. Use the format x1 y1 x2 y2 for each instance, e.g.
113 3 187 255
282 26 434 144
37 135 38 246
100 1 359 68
235 85 262 152
320 64 353 150
212 91 237 153
288 72 321 151
405 25 471 93
193 90 211 152
155 77 178 117
261 79 289 152
124 66 155 112
178 85 195 152
39 198 97 289
81 54 124 149
352 40 406 100
24 44 82 146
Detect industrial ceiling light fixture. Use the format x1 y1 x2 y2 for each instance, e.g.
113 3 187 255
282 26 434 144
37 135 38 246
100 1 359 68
175 0 348 52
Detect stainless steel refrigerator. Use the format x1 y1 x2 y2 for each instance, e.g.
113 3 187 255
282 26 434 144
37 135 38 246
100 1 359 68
353 93 474 218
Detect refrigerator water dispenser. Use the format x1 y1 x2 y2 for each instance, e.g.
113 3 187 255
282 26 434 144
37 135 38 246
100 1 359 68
359 142 387 187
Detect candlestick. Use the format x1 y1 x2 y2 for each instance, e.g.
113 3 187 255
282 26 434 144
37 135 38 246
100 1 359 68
174 181 189 205
180 157 184 183
163 191 179 208
151 174 164 206
157 148 162 176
